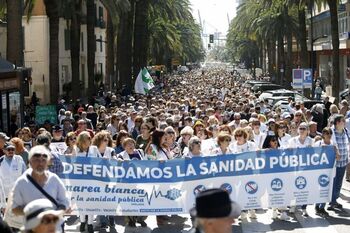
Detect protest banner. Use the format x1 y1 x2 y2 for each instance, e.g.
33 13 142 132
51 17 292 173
59 146 336 216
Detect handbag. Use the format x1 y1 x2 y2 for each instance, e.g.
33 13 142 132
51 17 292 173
26 174 66 210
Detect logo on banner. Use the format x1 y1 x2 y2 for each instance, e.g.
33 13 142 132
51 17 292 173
220 183 233 194
318 174 330 187
271 178 283 192
295 176 307 189
193 185 206 195
140 186 182 205
245 181 258 194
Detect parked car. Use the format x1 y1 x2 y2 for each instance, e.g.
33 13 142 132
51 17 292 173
252 83 285 93
243 80 271 88
259 89 309 102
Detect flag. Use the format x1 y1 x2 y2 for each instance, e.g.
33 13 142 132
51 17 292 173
134 68 155 94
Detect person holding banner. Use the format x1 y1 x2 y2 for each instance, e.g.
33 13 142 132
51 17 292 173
116 138 147 227
314 127 339 216
75 131 100 232
212 133 233 155
229 128 257 220
288 122 313 216
329 114 349 211
184 137 203 158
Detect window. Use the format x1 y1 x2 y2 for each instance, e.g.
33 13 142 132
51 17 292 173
81 32 84 52
99 6 103 20
64 29 70 50
100 35 103 52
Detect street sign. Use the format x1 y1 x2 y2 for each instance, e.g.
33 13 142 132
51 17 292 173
303 69 312 89
292 69 303 89
292 69 312 89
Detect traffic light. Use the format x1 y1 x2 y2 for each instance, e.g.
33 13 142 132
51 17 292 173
209 34 214 43
208 43 211 49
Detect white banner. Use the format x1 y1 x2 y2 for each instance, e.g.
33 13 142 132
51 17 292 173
59 146 336 216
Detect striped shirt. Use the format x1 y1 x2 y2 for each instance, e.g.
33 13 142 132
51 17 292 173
332 128 349 167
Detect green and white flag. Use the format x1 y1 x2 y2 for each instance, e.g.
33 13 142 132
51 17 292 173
134 68 155 94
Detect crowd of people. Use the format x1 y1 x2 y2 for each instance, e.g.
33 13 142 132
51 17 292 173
0 67 349 233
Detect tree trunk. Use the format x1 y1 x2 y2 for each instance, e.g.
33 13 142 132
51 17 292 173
327 0 340 101
70 0 82 101
277 35 284 85
116 0 134 89
298 7 308 68
133 0 150 73
86 0 95 96
44 0 60 104
6 0 23 66
286 32 293 88
106 11 115 91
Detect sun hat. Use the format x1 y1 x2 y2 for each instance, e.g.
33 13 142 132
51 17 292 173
21 199 64 231
190 188 241 218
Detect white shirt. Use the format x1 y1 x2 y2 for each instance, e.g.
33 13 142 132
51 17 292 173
76 145 100 157
12 169 70 210
229 141 257 154
253 132 266 149
288 136 313 148
106 124 118 137
279 134 292 149
96 146 115 159
0 155 26 197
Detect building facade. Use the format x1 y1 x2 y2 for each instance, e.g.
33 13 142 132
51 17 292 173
23 0 107 103
310 1 350 94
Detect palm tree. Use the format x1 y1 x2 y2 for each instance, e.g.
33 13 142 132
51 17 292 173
68 0 83 101
326 0 340 101
6 0 23 66
43 0 60 104
116 0 135 89
86 0 95 97
133 0 150 73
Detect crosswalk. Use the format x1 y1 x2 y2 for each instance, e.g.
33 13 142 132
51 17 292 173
65 181 350 233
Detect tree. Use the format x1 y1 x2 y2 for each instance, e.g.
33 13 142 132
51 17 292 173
86 0 95 96
68 0 83 101
116 0 135 89
327 0 340 100
6 0 23 66
43 0 60 104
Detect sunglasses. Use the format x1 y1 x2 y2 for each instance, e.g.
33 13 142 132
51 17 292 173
103 138 109 142
323 132 331 135
278 126 287 129
41 216 59 225
6 148 15 151
69 137 77 141
223 139 231 142
299 128 307 131
193 141 201 145
295 114 302 117
32 153 49 159
235 134 243 138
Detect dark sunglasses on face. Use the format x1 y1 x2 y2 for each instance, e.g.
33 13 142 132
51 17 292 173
6 148 15 152
33 153 49 159
69 137 77 141
299 128 307 131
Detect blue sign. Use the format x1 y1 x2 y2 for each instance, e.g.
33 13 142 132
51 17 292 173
245 181 258 194
318 174 330 187
193 185 206 195
295 176 307 189
303 69 313 89
271 178 283 192
292 69 313 89
220 183 233 194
